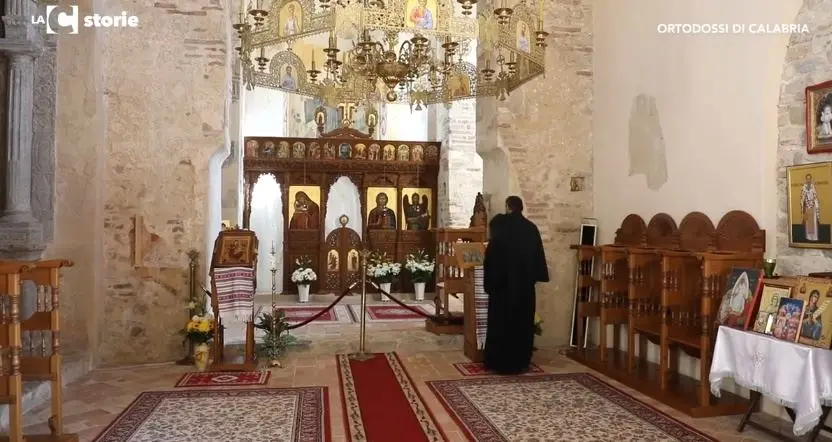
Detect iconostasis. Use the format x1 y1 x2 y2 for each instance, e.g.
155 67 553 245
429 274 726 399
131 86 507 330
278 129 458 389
243 127 439 294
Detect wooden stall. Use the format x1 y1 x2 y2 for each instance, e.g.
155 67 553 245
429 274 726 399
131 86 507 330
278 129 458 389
568 210 764 418
243 125 439 294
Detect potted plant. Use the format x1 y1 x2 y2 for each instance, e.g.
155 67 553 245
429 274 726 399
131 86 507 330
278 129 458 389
254 309 297 365
405 249 435 301
367 251 402 302
184 314 215 371
291 257 317 303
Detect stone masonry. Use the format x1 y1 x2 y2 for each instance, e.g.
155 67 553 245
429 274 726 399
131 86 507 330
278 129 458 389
477 0 593 347
777 0 832 274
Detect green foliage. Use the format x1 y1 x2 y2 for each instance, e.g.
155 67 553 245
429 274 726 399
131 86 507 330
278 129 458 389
254 309 296 360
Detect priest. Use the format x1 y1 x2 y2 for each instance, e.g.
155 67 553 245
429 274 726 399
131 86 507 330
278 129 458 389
483 196 549 374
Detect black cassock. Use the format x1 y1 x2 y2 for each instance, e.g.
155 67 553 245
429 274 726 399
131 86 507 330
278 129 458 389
483 212 549 374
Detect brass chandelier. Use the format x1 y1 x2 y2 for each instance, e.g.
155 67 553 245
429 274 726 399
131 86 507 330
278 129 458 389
234 0 548 109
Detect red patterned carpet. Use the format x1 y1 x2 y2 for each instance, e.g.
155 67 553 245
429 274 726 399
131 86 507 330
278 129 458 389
428 373 717 441
452 362 543 377
281 304 353 324
348 304 432 322
337 352 446 442
93 388 330 441
174 371 270 387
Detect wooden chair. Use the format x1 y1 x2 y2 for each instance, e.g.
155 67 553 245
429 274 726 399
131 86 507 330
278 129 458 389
209 228 258 371
627 214 679 371
0 262 29 442
8 259 77 441
597 214 646 364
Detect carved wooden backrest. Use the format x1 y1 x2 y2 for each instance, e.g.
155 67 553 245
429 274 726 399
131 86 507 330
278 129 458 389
715 210 765 253
678 212 716 252
614 214 647 246
646 213 679 249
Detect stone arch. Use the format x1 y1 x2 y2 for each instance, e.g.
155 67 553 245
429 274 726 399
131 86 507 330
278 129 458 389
776 0 832 273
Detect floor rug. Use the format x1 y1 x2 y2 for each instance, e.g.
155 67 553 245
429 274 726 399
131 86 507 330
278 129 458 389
93 387 330 442
452 362 544 377
174 370 270 387
428 373 717 442
281 304 353 324
348 303 433 322
337 352 446 442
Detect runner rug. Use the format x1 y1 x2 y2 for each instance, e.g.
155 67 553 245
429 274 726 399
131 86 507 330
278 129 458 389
174 370 270 387
337 352 446 442
348 304 433 322
428 373 717 441
452 362 543 377
93 388 329 442
281 304 353 324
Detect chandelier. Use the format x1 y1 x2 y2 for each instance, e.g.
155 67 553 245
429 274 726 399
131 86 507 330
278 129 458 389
234 0 548 110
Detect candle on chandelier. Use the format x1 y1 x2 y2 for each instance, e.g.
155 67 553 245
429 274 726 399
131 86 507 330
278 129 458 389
500 0 507 8
311 52 316 70
329 31 336 48
260 47 265 58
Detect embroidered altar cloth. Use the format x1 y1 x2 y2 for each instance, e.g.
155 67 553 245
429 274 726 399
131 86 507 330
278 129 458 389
213 267 255 323
709 326 832 436
474 266 488 350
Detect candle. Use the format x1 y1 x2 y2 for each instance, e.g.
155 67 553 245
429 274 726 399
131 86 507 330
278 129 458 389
259 47 265 58
311 52 316 70
269 255 276 270
539 0 543 15
501 0 506 8
271 240 275 254
329 31 336 48
239 0 244 16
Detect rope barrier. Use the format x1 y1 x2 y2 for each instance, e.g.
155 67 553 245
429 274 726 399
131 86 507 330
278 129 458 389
284 282 358 330
369 281 442 321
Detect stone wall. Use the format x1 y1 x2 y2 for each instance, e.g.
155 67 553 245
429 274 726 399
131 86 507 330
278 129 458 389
477 0 593 347
777 0 832 274
50 0 232 366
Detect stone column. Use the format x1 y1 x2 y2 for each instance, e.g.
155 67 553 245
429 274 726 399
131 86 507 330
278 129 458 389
0 5 46 259
2 53 37 223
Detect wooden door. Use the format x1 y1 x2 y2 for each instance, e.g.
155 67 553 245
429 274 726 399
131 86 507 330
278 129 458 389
322 226 362 294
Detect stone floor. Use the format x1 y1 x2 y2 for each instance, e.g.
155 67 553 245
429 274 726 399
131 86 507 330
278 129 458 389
19 299 821 441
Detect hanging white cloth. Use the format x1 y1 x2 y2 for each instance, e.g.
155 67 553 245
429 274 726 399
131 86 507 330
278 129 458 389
710 326 832 436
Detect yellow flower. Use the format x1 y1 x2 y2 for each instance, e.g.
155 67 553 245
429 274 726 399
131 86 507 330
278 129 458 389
197 320 211 333
534 313 542 324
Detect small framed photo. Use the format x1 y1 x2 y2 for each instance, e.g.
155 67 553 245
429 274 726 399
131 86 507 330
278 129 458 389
806 80 832 154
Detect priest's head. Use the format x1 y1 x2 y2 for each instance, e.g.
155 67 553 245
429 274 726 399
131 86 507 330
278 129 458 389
505 196 523 214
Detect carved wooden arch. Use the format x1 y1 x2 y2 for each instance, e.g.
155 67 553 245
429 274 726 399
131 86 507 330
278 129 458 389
325 172 362 190
646 213 679 249
614 214 647 245
678 212 716 252
320 126 373 139
715 210 765 252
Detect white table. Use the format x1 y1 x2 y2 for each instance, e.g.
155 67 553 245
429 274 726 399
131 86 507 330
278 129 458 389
709 326 832 439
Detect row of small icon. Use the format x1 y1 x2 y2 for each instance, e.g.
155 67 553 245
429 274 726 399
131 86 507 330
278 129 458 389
30 6 139 34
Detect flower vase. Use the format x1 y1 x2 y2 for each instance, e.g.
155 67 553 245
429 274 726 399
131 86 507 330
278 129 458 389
379 282 392 302
193 343 210 372
298 284 310 303
413 282 426 301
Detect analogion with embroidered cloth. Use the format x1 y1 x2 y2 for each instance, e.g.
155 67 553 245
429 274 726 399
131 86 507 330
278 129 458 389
474 266 487 350
213 266 255 323
709 325 832 436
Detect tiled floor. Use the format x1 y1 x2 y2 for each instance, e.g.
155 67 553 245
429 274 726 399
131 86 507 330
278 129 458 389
20 299 814 441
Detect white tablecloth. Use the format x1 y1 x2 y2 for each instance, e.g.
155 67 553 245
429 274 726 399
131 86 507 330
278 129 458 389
709 326 832 436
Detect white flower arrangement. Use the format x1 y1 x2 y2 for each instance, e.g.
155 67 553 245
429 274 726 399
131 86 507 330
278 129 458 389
405 249 435 283
366 252 401 284
291 268 317 285
291 257 317 285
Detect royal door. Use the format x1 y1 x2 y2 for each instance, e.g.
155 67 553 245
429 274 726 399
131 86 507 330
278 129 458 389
322 217 363 294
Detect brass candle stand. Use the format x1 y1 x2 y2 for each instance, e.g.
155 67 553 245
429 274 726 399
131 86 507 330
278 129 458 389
269 245 282 368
